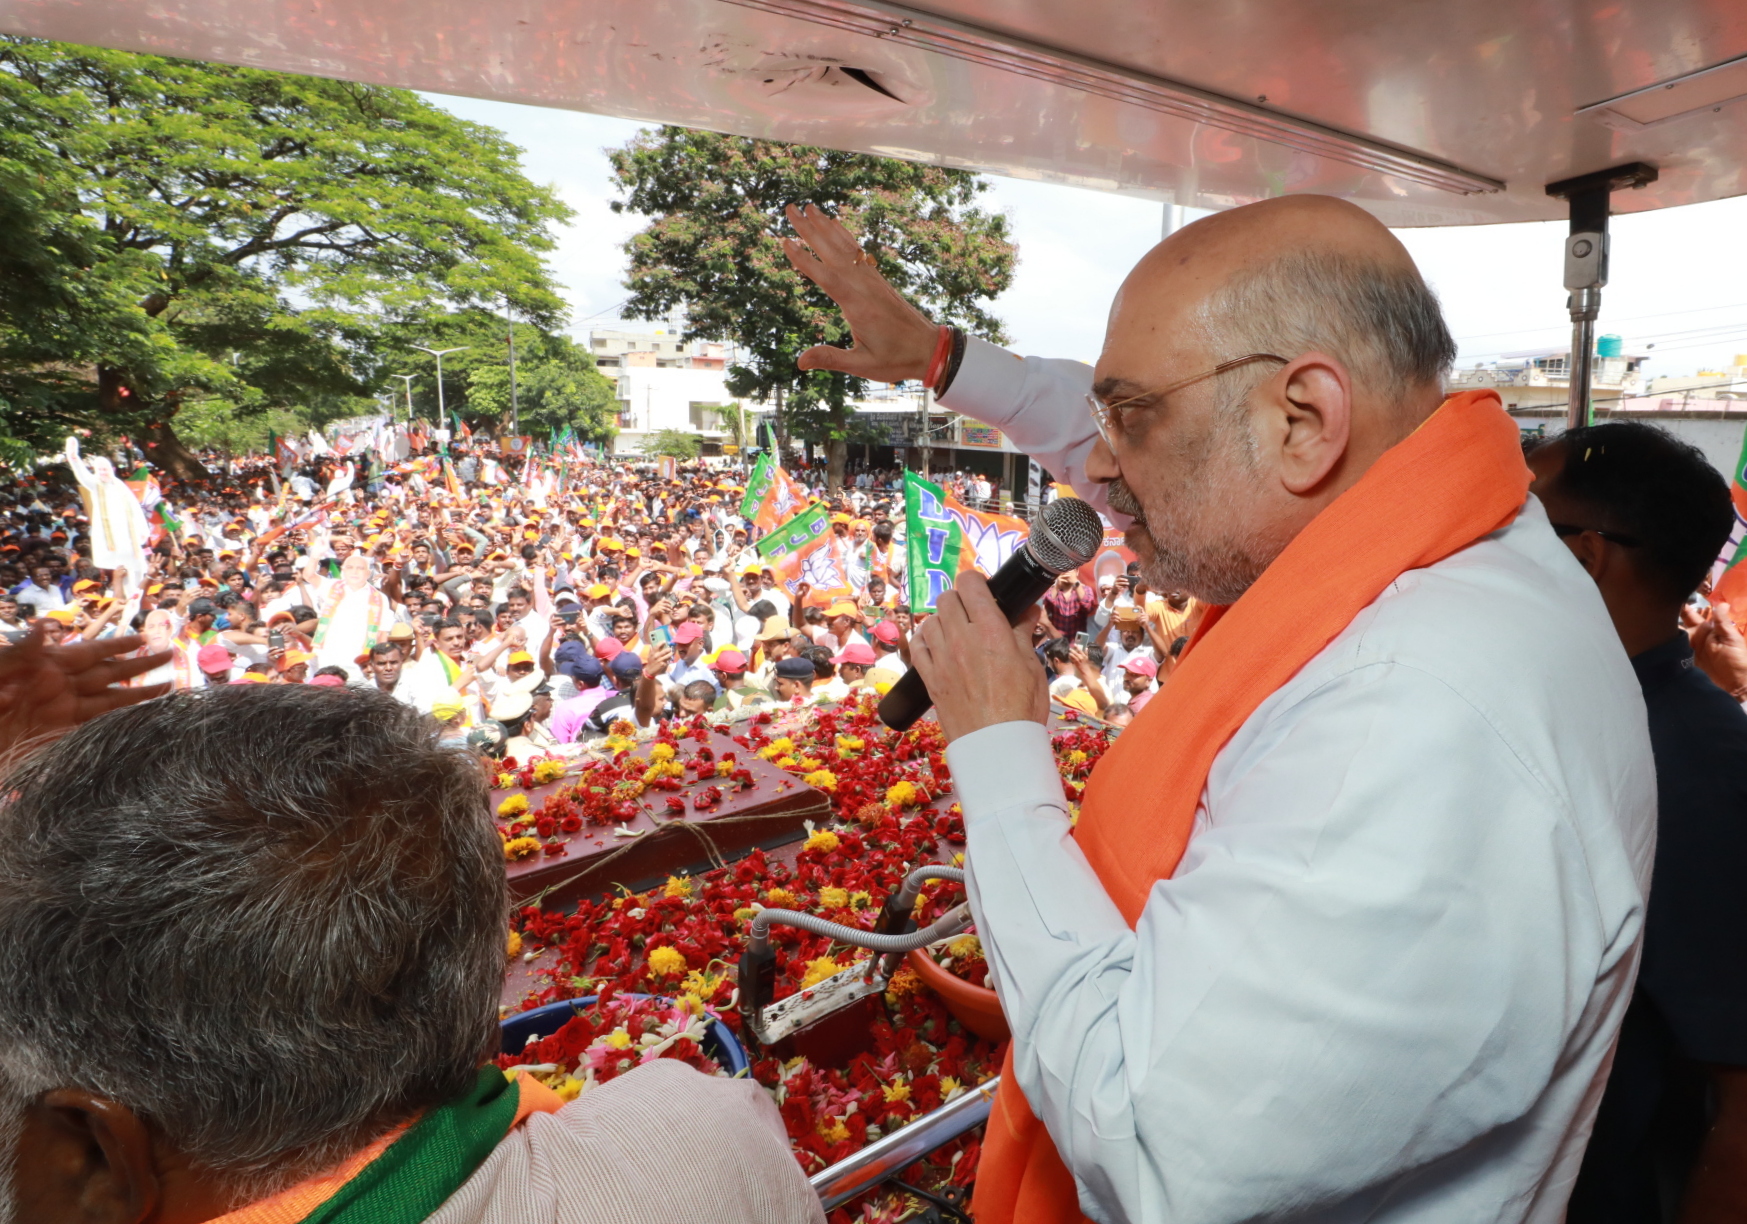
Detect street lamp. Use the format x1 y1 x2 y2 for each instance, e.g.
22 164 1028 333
389 374 415 423
411 345 469 427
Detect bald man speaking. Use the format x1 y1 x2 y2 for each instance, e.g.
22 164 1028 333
785 197 1654 1224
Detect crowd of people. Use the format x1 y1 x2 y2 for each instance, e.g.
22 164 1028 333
0 446 1185 754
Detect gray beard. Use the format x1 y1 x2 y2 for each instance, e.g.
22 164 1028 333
1106 425 1274 606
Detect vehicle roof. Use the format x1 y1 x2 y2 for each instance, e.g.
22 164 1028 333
4 0 1745 225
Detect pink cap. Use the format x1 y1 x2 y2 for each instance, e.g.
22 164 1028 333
1122 655 1158 678
594 637 623 661
672 622 704 645
830 642 878 666
196 643 232 671
712 649 749 672
310 673 346 687
871 621 900 644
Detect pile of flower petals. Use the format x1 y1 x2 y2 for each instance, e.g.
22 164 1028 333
505 705 1117 1220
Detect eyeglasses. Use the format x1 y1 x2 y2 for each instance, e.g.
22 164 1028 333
1087 353 1289 446
1549 521 1643 548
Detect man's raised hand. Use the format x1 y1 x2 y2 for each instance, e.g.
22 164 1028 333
781 203 942 384
0 626 170 755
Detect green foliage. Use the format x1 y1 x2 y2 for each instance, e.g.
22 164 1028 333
642 428 702 460
172 401 308 455
607 128 1014 481
0 38 572 472
464 332 619 442
707 403 750 449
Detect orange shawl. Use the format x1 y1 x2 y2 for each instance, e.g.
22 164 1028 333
972 389 1532 1223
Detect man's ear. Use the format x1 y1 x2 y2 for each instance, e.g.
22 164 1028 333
1259 353 1352 495
1562 529 1611 583
16 1089 158 1224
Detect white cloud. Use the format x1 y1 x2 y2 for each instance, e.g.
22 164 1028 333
426 91 1747 382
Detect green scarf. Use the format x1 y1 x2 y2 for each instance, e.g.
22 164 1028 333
301 1068 521 1224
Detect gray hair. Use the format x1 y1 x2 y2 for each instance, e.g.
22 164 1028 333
0 685 504 1199
1199 248 1456 411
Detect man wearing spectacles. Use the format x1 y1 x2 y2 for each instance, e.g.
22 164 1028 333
784 194 1654 1224
1526 423 1747 1224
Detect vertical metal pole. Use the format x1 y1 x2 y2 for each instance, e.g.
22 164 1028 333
1546 163 1658 431
433 352 447 425
1161 202 1189 240
506 299 520 435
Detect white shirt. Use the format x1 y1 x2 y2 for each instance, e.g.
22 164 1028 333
940 336 1657 1224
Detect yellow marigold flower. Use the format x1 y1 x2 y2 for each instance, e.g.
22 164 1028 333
650 742 677 762
800 956 842 988
677 992 705 1015
884 780 919 808
769 737 795 755
715 760 734 777
494 772 517 790
1066 749 1089 766
532 759 566 785
803 829 840 854
642 765 662 784
775 756 798 769
603 1028 634 1050
817 1117 850 1144
883 1080 912 1104
555 1077 584 1102
663 874 693 899
836 735 865 753
850 890 872 909
803 769 838 791
609 719 635 737
819 886 850 909
505 930 523 959
682 968 723 999
885 965 922 1004
502 836 541 861
496 794 530 818
602 734 635 753
940 1076 962 1098
766 887 795 906
797 756 822 772
661 760 686 778
947 934 982 960
646 945 688 978
733 906 759 923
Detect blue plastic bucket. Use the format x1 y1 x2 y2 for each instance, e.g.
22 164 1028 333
500 994 750 1078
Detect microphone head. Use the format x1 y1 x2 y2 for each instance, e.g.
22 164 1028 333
1026 496 1105 574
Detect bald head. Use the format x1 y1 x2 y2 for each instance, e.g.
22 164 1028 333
1105 195 1453 426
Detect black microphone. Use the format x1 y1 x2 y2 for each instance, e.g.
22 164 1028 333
877 496 1105 731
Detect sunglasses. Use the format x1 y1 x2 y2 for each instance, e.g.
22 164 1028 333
1549 521 1643 548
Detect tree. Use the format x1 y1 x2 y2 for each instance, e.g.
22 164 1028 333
642 428 701 461
608 128 1014 490
464 330 620 442
0 39 572 477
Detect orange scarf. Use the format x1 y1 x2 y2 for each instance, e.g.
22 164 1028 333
972 389 1532 1224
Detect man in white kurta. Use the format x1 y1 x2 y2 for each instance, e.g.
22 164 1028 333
310 552 395 681
783 196 1655 1223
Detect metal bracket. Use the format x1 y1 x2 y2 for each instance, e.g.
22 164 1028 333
752 958 886 1045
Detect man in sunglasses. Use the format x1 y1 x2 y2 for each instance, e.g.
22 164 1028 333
1526 423 1747 1223
783 195 1654 1224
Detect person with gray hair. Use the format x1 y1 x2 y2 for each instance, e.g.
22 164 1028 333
0 683 823 1224
784 196 1653 1224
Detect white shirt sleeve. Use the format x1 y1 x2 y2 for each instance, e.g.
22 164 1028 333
937 337 1127 526
948 658 1636 1223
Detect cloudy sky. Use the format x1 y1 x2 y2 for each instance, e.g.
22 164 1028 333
428 92 1747 384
